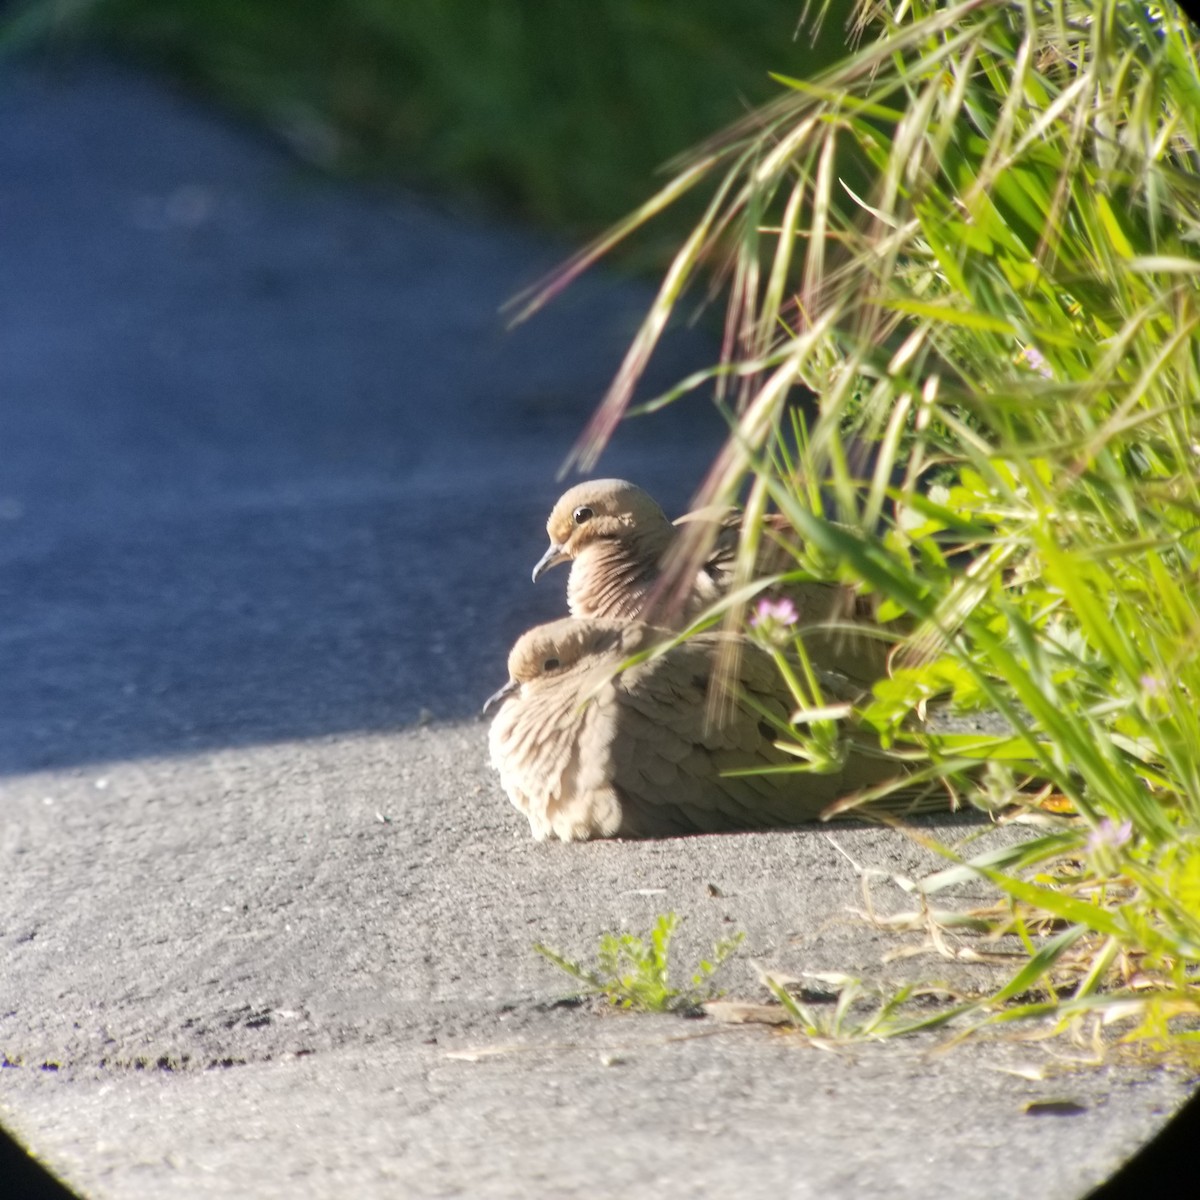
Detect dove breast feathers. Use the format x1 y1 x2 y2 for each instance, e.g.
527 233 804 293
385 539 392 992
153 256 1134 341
487 617 858 842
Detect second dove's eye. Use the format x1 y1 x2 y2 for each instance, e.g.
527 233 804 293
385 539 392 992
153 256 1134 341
572 506 594 525
542 657 560 671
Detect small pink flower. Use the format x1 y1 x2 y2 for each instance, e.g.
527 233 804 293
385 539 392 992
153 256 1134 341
1021 346 1053 379
750 597 799 628
1140 673 1167 697
1086 818 1133 856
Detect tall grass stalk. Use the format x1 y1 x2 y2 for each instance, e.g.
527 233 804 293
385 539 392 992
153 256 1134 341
531 0 1200 1055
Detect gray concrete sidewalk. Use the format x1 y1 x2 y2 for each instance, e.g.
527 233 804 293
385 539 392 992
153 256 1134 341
0 56 1193 1199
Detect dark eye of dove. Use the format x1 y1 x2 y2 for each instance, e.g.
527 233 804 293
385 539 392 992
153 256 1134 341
542 657 560 671
572 506 594 525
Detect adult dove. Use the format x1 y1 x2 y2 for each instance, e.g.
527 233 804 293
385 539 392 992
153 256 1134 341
484 616 906 842
531 478 890 688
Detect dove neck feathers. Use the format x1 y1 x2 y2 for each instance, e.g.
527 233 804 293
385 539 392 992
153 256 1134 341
566 523 673 620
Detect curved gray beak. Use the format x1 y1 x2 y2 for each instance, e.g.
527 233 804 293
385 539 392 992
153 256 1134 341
531 541 569 583
482 677 519 716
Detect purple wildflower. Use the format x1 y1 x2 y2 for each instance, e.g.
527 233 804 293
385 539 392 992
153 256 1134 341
1086 818 1133 857
1021 346 1053 379
750 597 799 629
1140 673 1167 697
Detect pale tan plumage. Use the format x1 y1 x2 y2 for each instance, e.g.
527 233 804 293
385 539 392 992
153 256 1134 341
531 479 677 620
531 478 891 689
485 617 904 842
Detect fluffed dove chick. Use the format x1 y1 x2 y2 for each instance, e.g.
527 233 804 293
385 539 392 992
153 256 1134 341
484 617 904 842
531 478 889 688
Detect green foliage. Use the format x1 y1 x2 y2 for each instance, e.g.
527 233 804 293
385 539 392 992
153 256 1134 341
763 971 967 1044
5 0 853 244
534 913 744 1013
537 0 1200 1055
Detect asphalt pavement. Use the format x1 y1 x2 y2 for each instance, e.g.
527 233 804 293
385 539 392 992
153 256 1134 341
0 54 1195 1199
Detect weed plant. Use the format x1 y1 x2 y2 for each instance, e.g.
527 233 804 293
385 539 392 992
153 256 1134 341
535 914 744 1014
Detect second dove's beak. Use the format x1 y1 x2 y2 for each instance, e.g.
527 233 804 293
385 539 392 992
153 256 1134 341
531 541 569 583
482 677 520 716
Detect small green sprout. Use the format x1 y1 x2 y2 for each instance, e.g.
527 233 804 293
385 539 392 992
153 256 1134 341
534 913 744 1013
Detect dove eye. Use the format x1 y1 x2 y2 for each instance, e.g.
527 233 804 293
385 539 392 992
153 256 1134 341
572 506 594 525
542 657 561 671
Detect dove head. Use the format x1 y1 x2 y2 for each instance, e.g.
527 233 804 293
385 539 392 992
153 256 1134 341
507 617 627 685
531 479 673 583
483 618 632 714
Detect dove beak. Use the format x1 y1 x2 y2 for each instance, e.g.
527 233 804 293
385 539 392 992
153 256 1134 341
482 677 520 716
531 541 569 583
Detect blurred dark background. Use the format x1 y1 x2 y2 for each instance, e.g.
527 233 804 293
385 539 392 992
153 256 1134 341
7 0 854 248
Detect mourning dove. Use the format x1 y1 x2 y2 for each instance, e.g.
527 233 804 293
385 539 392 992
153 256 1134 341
484 617 906 842
531 479 890 689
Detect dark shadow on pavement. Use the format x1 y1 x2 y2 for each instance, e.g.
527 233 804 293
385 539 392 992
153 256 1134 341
0 56 726 773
